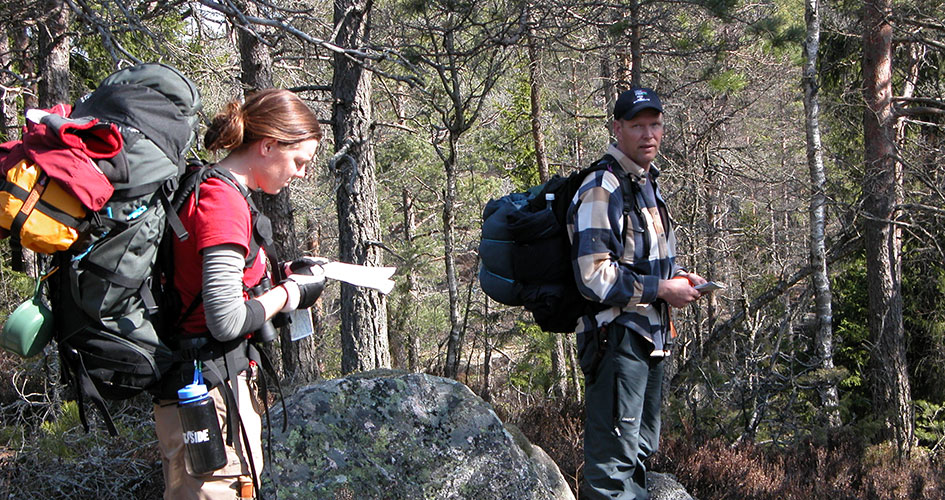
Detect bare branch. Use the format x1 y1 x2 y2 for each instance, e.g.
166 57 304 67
672 225 863 385
893 96 945 109
197 0 423 87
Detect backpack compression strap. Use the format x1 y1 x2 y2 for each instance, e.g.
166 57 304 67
60 343 120 435
2 173 85 237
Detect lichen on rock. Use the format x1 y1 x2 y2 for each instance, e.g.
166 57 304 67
265 369 573 500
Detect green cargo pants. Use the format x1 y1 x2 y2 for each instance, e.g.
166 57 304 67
578 323 664 500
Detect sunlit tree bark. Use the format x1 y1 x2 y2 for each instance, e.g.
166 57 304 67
862 0 913 452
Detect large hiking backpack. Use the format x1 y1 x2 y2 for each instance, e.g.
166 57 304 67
45 63 202 433
478 156 634 333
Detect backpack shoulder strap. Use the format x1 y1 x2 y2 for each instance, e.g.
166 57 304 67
604 159 647 254
170 162 272 272
197 166 273 268
571 154 640 244
567 154 617 193
589 154 635 206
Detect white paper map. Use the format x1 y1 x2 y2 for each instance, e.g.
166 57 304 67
321 261 396 295
289 262 397 342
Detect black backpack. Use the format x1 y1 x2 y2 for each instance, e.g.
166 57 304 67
48 63 202 434
478 155 635 332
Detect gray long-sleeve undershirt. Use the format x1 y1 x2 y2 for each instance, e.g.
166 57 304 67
201 244 266 341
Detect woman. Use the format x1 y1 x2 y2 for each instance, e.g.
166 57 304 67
153 88 324 499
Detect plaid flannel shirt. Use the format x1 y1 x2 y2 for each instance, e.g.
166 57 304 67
566 144 684 351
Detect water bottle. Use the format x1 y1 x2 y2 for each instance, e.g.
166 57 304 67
545 193 555 211
178 366 227 475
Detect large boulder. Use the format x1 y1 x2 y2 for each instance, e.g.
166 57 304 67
266 369 575 500
648 472 696 500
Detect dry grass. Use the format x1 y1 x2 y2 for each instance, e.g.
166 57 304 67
0 351 164 500
656 429 944 500
511 398 945 500
512 399 585 495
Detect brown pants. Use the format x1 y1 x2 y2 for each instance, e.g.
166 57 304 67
154 373 263 500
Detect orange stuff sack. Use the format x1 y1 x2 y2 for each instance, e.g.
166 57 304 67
0 158 86 253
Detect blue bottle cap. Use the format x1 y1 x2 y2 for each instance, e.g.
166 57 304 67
177 382 210 404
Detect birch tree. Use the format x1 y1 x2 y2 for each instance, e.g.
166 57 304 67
802 0 840 427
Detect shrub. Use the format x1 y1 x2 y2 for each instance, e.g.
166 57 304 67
513 399 585 494
655 428 944 500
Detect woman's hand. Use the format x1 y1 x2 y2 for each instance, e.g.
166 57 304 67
282 256 329 279
280 256 328 312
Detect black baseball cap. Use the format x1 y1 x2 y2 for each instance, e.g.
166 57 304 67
614 88 663 121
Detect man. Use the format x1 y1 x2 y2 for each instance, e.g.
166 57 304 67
568 87 705 499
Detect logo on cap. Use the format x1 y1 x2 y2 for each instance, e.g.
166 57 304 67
633 89 651 104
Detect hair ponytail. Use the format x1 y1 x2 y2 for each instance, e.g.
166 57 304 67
204 100 246 152
204 89 321 153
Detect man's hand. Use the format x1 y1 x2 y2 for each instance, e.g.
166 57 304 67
677 271 707 288
657 276 701 308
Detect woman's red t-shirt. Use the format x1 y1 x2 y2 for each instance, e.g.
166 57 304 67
173 177 268 335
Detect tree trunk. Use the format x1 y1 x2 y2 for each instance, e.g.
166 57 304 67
702 147 719 357
628 0 641 88
549 333 567 399
526 19 549 185
236 0 273 94
1 27 19 142
306 219 325 380
895 40 923 142
15 24 38 111
402 188 420 372
332 0 390 374
526 19 567 399
387 188 418 371
481 325 493 402
38 0 69 107
443 133 463 379
566 333 581 401
599 26 616 124
862 0 913 452
803 0 840 427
